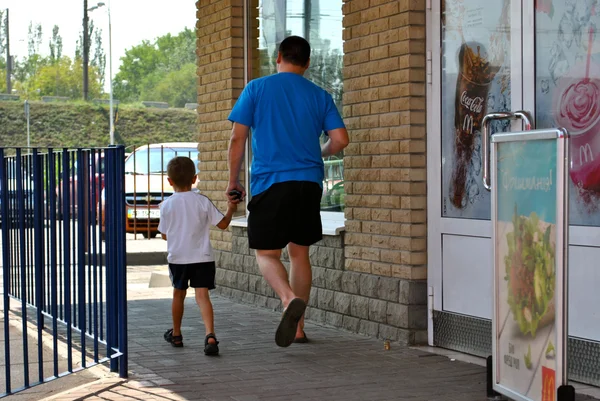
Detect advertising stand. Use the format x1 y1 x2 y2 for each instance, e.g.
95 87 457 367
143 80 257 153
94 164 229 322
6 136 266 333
487 128 575 401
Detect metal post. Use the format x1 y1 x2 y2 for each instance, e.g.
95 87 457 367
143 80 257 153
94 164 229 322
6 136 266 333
5 9 11 94
32 149 45 383
76 150 87 368
16 150 30 387
62 149 73 372
108 7 114 145
24 100 30 150
83 0 89 101
116 145 128 378
0 149 12 394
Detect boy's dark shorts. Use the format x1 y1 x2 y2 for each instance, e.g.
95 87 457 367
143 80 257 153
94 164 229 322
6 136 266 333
247 180 323 250
168 261 216 290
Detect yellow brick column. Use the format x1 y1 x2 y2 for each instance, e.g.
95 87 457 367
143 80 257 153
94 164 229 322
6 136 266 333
342 1 427 281
196 0 245 252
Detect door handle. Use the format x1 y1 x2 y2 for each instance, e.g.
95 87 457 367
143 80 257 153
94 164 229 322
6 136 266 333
482 110 534 191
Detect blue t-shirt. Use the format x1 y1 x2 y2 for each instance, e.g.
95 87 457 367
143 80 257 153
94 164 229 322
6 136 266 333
228 72 345 196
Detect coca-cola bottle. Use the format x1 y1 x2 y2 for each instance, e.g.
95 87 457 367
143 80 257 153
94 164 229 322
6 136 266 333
449 41 494 209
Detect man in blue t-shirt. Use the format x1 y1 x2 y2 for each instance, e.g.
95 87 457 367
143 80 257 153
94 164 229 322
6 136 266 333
226 36 349 348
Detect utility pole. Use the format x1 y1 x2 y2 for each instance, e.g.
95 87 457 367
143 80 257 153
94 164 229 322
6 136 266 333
5 8 11 94
83 0 89 101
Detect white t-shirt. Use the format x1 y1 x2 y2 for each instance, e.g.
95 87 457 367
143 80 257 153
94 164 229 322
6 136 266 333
157 191 224 264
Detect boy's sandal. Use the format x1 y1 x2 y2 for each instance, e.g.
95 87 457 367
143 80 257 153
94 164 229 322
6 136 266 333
164 328 183 348
204 333 219 356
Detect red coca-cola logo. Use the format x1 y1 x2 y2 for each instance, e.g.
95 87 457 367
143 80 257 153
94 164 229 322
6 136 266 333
460 91 485 114
558 79 600 132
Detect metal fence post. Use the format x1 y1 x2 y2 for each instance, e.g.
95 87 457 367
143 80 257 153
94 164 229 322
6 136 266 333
116 145 128 378
16 149 30 387
1 148 12 394
62 148 73 372
33 148 46 383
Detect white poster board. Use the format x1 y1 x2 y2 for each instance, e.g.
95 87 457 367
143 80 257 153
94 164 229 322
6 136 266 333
491 128 572 401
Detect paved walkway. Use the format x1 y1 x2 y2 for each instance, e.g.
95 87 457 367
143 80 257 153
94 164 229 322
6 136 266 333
39 265 598 401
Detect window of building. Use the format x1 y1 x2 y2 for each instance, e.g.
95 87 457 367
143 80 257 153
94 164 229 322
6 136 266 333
250 0 344 212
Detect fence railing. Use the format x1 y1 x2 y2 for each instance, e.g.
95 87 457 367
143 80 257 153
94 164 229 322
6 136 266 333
0 146 127 398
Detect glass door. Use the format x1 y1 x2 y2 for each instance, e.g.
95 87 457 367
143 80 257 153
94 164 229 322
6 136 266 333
429 0 525 322
528 0 600 345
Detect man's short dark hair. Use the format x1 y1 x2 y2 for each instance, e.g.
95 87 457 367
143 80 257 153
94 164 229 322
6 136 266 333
279 36 311 67
167 156 196 188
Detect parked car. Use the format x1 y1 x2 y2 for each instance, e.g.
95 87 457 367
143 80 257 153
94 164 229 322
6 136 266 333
101 143 199 238
55 151 105 220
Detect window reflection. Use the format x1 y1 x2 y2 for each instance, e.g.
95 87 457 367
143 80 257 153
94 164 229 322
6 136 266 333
255 0 345 212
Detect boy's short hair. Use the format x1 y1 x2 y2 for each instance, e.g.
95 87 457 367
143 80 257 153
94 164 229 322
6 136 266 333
279 36 311 67
167 156 196 188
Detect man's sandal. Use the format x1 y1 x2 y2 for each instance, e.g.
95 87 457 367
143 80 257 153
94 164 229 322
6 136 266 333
164 328 183 348
204 333 219 356
275 298 306 347
294 330 309 344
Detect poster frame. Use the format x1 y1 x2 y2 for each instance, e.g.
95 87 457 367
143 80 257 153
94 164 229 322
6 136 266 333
490 128 570 401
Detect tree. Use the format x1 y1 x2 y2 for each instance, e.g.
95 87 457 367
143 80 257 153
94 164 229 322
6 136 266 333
49 25 63 64
74 20 105 95
113 28 197 103
91 28 106 88
140 63 197 107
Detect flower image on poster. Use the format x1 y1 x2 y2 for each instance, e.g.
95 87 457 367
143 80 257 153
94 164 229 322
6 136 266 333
441 0 511 219
495 139 560 401
536 0 600 226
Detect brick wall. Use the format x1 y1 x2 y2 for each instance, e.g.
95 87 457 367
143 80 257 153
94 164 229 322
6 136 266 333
196 0 246 252
340 0 428 342
196 0 429 345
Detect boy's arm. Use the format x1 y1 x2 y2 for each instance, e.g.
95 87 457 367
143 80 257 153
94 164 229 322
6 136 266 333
216 202 237 230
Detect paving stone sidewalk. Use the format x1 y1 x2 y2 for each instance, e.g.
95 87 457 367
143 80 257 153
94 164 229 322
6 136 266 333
42 265 599 401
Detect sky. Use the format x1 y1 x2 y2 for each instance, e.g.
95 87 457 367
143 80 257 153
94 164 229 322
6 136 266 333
5 0 197 84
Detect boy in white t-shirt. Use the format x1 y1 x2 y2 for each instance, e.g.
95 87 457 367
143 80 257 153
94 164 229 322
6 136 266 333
158 156 236 355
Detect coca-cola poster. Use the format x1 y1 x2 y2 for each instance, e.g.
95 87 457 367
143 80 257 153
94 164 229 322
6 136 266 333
536 0 600 226
441 0 512 219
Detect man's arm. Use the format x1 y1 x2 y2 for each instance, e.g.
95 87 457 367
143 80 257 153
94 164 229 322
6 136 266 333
161 233 167 241
227 122 249 201
321 127 350 157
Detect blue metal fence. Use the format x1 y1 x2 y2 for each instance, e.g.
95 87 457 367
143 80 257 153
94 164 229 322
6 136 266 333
0 146 127 398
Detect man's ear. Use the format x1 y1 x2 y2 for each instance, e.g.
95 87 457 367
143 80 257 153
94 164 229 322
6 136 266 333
192 175 198 184
276 52 282 65
305 58 310 70
167 177 174 186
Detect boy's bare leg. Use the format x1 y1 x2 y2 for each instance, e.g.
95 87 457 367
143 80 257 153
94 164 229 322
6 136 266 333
255 249 296 308
195 288 216 344
172 288 187 336
288 243 311 338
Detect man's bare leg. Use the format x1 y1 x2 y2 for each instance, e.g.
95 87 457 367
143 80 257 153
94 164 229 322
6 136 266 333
288 243 311 339
255 249 296 308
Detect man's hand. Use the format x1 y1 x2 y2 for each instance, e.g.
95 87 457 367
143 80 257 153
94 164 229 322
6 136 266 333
226 181 246 204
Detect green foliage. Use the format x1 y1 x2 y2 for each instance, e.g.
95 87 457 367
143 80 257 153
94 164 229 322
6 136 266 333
0 100 198 149
13 57 102 100
113 28 197 104
140 63 197 108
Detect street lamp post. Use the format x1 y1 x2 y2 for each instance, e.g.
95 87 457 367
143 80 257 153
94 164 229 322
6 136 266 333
89 2 114 145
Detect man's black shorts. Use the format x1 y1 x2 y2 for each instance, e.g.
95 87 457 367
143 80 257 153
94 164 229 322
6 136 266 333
168 261 216 290
247 180 323 250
